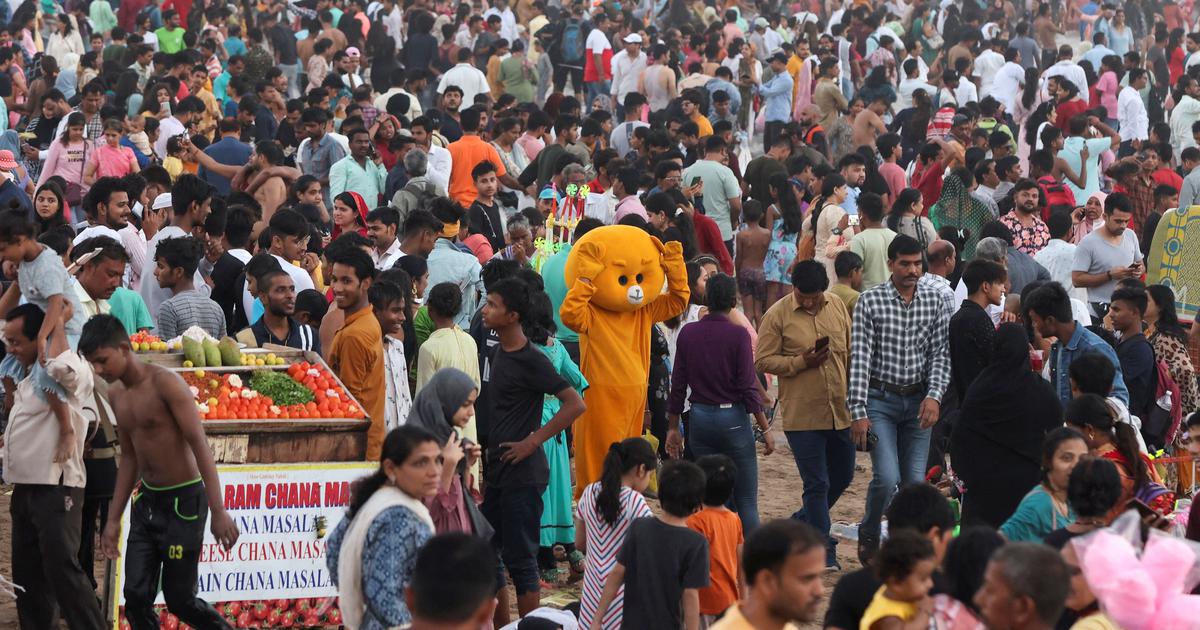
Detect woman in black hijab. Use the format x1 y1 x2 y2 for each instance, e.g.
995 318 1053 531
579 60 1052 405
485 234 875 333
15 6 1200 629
951 323 1064 528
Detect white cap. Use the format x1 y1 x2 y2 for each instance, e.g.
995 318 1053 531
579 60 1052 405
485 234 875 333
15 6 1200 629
152 193 173 210
754 16 769 28
622 33 643 44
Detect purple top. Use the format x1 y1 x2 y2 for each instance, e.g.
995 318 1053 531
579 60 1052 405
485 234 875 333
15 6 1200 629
668 313 763 415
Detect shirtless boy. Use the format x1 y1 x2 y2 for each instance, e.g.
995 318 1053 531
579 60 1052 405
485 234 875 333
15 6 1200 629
80 314 238 630
851 96 889 151
735 200 770 327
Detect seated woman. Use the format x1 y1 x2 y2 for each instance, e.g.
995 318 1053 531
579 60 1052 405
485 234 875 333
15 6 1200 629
1000 427 1089 541
952 323 1065 528
1065 394 1175 517
1043 456 1122 550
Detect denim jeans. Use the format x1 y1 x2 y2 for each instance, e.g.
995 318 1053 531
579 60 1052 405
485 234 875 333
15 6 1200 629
482 484 544 595
688 403 759 532
859 388 932 540
786 429 856 564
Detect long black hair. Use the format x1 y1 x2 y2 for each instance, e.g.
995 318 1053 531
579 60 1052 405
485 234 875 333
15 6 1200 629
887 187 924 233
1147 284 1188 342
521 289 557 345
346 425 439 519
1065 394 1150 491
808 173 846 232
596 438 657 526
769 172 802 234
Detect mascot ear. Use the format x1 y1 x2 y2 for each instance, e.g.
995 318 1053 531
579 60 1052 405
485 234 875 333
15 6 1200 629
649 235 666 253
577 239 607 262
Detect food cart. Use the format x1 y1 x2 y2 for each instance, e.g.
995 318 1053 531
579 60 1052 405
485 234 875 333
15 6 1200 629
109 345 373 630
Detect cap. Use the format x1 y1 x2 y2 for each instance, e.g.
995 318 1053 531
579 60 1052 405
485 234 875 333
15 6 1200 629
152 192 173 210
754 16 769 28
346 47 361 57
769 52 788 64
951 114 971 126
538 187 557 200
623 33 643 44
0 150 16 171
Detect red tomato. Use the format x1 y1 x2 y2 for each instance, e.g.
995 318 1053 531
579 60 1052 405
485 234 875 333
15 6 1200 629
326 607 342 624
267 608 281 626
253 602 268 620
281 611 296 628
229 602 241 617
236 611 252 629
164 614 179 630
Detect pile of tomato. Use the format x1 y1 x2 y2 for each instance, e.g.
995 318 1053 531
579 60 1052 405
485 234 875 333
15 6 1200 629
182 362 365 421
119 598 342 629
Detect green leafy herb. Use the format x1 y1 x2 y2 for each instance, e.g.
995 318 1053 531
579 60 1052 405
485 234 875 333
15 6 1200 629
249 370 315 406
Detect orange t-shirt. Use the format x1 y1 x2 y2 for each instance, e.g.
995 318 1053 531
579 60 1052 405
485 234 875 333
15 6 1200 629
446 134 507 208
686 506 743 615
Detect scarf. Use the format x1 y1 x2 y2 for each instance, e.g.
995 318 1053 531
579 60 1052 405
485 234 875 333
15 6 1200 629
405 368 478 445
931 169 990 258
336 485 433 630
332 191 370 241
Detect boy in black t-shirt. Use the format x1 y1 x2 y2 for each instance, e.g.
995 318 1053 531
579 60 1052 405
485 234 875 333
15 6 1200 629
469 160 506 251
591 459 711 630
480 277 586 628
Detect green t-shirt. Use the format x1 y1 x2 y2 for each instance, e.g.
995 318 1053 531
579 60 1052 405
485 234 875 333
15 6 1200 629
848 227 897 292
540 244 577 343
683 159 742 240
155 27 186 54
108 287 154 335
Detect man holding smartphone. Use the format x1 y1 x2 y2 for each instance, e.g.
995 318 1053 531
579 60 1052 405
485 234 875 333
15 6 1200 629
755 260 854 571
1071 192 1144 319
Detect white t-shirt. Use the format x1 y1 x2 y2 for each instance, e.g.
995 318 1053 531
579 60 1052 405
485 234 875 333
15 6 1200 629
586 27 612 74
972 49 1005 95
991 62 1026 113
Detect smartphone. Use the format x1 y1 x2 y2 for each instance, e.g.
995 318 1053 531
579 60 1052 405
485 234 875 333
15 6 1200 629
690 176 702 187
814 336 830 351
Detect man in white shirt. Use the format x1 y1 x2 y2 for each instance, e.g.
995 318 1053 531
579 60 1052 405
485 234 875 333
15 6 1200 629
367 207 405 270
991 48 1027 113
951 71 978 107
154 98 202 158
972 38 1006 96
482 0 517 43
585 12 614 111
610 93 649 157
897 58 935 111
1171 76 1200 151
610 33 647 111
437 48 490 111
1118 68 1150 157
454 15 483 51
409 117 453 195
1035 212 1090 303
1041 45 1089 95
1177 147 1200 208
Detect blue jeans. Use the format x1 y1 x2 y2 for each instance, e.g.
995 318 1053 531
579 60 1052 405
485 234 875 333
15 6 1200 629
786 429 856 564
688 403 759 532
859 388 932 540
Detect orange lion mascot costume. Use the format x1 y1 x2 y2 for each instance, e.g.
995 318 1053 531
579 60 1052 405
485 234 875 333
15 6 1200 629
561 225 689 499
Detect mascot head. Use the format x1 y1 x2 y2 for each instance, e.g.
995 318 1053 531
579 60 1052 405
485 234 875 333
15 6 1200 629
564 225 668 313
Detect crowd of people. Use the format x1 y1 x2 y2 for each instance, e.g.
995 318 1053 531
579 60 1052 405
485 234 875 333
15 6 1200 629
7 0 1200 628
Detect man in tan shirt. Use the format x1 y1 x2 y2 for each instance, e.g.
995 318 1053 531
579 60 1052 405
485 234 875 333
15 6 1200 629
754 259 854 570
812 57 848 131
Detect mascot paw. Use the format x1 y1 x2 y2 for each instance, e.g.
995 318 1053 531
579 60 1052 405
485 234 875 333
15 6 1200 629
659 239 684 261
575 240 608 280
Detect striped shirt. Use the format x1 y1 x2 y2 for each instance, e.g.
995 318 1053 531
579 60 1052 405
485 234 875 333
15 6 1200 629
156 289 228 341
847 277 951 419
576 482 653 630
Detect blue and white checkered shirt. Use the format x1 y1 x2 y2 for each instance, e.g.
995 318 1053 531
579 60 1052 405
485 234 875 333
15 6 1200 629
847 275 952 419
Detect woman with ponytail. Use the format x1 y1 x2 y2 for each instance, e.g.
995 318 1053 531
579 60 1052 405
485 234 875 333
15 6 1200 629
326 426 443 630
1065 394 1175 517
576 438 656 630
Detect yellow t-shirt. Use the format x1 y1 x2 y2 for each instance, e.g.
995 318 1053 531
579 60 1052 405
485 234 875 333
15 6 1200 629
1070 614 1122 630
860 587 917 630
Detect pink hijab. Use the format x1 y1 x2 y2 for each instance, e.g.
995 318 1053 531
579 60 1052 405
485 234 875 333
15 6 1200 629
1072 191 1106 244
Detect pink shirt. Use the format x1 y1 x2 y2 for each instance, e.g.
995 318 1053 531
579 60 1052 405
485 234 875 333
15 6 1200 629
1097 71 1119 120
90 143 137 179
879 162 907 200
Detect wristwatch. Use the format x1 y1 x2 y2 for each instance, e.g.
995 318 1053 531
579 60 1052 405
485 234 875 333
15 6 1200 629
832 227 844 236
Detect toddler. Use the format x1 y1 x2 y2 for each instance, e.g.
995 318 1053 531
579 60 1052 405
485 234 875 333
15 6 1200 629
687 455 743 629
860 529 937 630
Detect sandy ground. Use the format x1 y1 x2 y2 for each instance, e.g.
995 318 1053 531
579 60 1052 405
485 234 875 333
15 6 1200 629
0 427 874 629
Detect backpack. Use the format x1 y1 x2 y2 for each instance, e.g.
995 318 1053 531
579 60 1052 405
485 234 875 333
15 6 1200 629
558 20 586 64
1141 358 1183 452
1037 176 1076 219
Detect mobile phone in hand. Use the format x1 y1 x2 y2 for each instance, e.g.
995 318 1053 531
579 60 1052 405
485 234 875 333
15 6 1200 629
814 336 830 351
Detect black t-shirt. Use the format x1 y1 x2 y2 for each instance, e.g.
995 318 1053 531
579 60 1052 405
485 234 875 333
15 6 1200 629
469 200 505 251
1043 527 1085 550
211 252 246 335
469 308 500 446
620 517 710 630
484 340 568 488
269 24 299 65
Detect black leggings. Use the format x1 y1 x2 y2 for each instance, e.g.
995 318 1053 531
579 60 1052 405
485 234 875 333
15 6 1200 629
123 479 231 630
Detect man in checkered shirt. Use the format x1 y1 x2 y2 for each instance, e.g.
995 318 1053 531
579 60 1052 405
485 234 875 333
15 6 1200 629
846 234 951 563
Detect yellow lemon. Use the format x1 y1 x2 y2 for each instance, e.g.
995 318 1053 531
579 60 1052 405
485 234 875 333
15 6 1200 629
182 360 194 368
255 359 266 366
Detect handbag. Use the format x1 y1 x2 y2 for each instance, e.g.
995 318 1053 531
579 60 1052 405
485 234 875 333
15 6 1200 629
64 141 88 207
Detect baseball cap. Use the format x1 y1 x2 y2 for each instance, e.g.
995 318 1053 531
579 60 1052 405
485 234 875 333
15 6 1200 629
769 52 788 64
152 193 173 210
538 187 557 200
346 47 361 58
754 16 769 28
622 33 643 44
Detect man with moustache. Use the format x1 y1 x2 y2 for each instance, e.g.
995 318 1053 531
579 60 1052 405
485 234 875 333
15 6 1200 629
710 520 828 629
